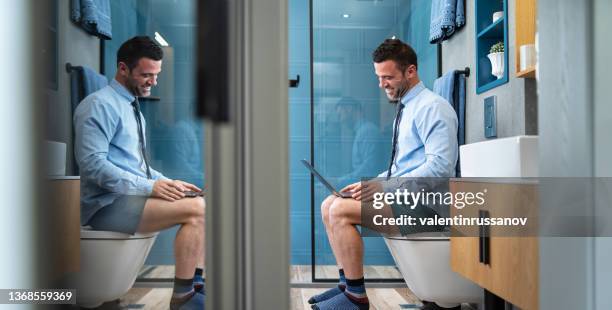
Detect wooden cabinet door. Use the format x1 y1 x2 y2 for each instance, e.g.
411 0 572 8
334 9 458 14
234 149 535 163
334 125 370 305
450 181 539 310
48 179 81 277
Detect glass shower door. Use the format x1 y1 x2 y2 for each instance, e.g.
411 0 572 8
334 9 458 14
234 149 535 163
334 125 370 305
310 0 439 281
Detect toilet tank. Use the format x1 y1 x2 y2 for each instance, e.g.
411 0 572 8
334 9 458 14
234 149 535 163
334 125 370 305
460 135 538 177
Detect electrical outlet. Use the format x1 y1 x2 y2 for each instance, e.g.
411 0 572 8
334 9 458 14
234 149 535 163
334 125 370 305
484 96 497 138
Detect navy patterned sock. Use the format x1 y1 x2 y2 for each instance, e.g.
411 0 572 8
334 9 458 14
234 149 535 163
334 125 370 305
338 269 347 288
307 269 347 304
172 277 194 298
312 288 369 310
344 277 368 305
193 268 205 293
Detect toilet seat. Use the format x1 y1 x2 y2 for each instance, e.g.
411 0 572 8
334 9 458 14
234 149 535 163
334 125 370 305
74 227 158 307
386 231 450 241
80 226 157 240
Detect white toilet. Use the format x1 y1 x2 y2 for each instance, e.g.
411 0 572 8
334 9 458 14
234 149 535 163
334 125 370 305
384 233 482 308
383 136 539 308
72 227 158 308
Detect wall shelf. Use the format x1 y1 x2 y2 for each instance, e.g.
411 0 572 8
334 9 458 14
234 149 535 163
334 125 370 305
515 0 537 78
516 67 536 78
475 0 509 94
477 17 504 38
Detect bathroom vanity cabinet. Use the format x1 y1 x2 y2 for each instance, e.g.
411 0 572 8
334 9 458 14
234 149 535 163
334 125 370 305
449 179 539 310
48 177 81 277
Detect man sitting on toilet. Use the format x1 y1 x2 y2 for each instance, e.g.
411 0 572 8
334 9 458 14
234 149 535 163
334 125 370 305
308 39 458 310
74 36 205 310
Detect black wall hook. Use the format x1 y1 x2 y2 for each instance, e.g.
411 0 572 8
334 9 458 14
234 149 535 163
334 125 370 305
289 74 300 88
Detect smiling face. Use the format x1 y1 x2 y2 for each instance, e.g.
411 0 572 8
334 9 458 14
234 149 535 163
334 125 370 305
117 57 162 97
373 60 417 102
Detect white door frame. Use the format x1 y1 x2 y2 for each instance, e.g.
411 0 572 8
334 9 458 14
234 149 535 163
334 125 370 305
539 0 611 309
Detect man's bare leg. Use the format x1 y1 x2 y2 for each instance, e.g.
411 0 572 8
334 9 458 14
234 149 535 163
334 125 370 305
312 198 369 308
197 225 205 269
321 195 342 269
194 215 205 293
198 201 205 269
137 197 205 279
197 244 205 269
307 195 352 305
328 198 363 279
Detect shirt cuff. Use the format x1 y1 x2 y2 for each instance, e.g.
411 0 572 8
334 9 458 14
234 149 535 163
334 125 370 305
142 179 156 196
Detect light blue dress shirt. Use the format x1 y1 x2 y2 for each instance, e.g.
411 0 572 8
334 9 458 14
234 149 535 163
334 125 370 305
338 120 384 187
74 79 167 224
377 81 458 190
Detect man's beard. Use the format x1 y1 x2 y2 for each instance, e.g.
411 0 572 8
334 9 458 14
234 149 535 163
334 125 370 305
388 83 409 104
126 79 145 97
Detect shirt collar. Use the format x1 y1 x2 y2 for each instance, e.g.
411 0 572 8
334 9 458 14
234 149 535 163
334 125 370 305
110 79 136 103
400 81 425 107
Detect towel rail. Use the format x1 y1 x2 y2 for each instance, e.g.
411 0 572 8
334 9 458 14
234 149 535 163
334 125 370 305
456 67 470 77
65 62 77 73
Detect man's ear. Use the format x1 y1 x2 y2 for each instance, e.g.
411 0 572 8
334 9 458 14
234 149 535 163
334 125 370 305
117 62 130 76
403 64 417 79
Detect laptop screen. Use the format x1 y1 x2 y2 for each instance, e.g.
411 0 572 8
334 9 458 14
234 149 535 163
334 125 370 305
300 159 350 198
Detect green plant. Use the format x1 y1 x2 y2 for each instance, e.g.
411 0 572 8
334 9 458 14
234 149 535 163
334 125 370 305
489 42 504 54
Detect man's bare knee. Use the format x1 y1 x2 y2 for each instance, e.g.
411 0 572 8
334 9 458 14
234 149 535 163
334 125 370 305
329 201 348 226
330 199 362 227
321 195 336 225
185 197 205 226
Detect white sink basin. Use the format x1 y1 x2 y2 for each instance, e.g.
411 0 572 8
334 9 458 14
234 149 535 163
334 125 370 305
460 135 538 177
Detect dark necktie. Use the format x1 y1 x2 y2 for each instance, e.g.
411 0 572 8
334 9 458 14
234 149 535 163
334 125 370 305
386 103 405 180
131 98 152 179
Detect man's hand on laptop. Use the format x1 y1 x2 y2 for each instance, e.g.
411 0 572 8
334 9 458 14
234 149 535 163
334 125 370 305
340 182 360 200
152 179 202 202
360 181 383 202
340 181 382 201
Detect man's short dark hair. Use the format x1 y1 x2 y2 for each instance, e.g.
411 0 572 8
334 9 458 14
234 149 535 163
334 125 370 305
117 36 164 70
372 38 418 72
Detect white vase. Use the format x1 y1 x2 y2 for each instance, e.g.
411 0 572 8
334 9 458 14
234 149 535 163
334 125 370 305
487 52 504 79
492 11 503 23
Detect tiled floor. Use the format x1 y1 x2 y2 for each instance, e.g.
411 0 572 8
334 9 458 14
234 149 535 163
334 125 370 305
292 287 422 310
290 265 403 282
137 264 404 282
95 287 420 310
88 265 476 309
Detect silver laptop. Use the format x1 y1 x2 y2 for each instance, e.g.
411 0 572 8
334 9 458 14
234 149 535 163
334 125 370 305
300 159 352 198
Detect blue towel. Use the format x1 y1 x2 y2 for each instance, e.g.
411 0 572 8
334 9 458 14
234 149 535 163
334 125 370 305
69 65 107 113
433 70 466 176
429 0 465 43
433 71 455 105
80 66 108 99
70 0 112 40
455 0 465 28
69 65 108 174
